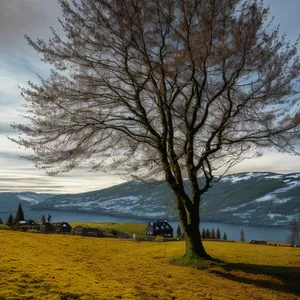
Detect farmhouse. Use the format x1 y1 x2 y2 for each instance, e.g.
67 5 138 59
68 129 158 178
52 222 72 234
250 240 267 245
40 222 56 234
146 220 173 237
14 220 38 231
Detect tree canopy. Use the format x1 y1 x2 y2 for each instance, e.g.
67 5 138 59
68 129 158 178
12 0 300 260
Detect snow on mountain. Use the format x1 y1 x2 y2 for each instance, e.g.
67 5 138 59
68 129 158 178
30 172 300 226
0 192 55 214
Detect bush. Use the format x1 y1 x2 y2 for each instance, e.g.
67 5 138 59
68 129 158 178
154 235 164 242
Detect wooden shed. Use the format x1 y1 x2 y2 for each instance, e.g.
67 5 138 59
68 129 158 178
82 228 104 237
146 220 173 237
73 226 84 235
40 222 56 234
52 222 72 234
250 240 267 245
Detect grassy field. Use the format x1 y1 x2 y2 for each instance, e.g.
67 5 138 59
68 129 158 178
0 230 299 300
69 222 147 236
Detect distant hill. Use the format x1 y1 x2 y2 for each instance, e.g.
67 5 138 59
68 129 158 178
30 172 300 226
0 192 54 214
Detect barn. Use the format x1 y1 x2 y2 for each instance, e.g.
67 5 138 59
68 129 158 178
52 222 72 234
73 226 84 235
146 220 173 237
250 240 267 245
82 228 104 237
40 222 56 234
73 226 104 237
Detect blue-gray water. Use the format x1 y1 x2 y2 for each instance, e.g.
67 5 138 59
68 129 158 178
0 209 290 243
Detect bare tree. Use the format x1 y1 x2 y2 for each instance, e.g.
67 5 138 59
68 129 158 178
12 0 300 260
288 219 300 247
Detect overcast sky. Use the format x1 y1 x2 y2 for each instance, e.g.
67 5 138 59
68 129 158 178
0 0 299 194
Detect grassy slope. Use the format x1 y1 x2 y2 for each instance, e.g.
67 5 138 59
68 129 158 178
0 231 300 300
70 222 147 235
0 224 11 230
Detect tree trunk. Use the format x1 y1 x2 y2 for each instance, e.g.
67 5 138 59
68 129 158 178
183 211 212 260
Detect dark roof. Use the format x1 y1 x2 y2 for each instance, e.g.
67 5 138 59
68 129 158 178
250 240 267 244
73 226 84 231
19 220 36 225
52 222 70 226
147 220 173 229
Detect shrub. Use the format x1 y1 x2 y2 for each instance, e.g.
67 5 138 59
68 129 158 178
154 235 164 242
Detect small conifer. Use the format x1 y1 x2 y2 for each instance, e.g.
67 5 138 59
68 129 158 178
15 203 25 223
41 214 46 224
0 217 3 224
223 232 228 241
201 228 206 239
206 228 211 239
240 229 245 242
176 225 182 239
211 228 216 239
216 228 221 240
6 214 14 226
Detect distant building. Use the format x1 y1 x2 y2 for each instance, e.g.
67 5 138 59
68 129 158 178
73 226 104 237
14 220 38 231
146 220 173 237
52 222 72 234
40 222 56 234
82 228 104 237
250 240 267 245
73 226 84 235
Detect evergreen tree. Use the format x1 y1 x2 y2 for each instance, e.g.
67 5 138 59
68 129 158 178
240 229 245 242
6 214 14 226
176 225 182 239
15 203 25 223
223 232 228 241
0 217 3 224
206 229 211 239
41 214 46 224
201 228 206 239
211 228 216 239
216 228 221 240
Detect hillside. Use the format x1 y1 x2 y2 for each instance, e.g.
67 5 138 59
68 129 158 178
31 172 300 226
0 192 54 214
0 230 299 299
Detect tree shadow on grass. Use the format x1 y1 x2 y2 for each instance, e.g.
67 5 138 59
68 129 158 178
210 263 300 296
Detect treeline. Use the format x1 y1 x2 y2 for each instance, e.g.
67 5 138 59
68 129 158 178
201 228 228 240
176 225 228 241
0 203 25 226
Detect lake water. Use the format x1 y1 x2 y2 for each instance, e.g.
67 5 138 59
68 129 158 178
0 209 290 243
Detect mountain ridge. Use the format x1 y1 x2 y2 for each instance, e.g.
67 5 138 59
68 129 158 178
30 172 300 226
0 172 299 226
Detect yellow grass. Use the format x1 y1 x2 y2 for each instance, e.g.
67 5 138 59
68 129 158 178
0 224 11 230
0 230 299 300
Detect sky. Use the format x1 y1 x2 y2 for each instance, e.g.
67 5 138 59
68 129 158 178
0 0 299 194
